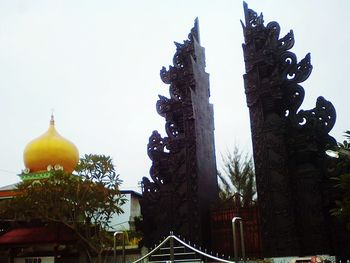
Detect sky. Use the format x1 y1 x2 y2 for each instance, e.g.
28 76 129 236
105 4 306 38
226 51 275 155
0 0 349 192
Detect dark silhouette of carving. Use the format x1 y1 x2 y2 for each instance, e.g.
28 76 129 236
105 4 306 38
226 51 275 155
241 2 340 257
140 19 218 249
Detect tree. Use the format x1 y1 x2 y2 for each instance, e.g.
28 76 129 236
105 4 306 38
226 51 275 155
331 131 350 229
218 146 256 207
0 154 126 263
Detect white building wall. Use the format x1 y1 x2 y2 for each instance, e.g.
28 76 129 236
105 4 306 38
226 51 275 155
108 191 141 232
109 193 131 231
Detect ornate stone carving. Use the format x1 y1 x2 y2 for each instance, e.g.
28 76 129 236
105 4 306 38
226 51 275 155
141 19 218 248
242 2 337 256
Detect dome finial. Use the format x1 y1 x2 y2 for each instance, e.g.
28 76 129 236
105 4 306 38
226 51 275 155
50 110 55 126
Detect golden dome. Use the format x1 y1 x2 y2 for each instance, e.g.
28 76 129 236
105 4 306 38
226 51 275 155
23 115 79 173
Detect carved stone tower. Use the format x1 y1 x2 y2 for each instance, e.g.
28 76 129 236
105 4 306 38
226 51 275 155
242 3 338 257
141 19 218 248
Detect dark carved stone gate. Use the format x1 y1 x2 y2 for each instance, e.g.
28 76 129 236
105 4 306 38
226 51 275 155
140 19 218 249
241 2 350 257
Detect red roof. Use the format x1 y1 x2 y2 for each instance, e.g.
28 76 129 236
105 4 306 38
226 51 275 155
0 225 76 245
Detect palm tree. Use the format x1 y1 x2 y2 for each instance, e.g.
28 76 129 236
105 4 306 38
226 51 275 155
218 146 256 207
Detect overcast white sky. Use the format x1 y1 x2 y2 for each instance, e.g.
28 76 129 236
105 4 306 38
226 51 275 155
0 0 349 191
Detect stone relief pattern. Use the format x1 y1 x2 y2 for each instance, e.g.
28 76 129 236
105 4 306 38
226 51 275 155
242 2 336 256
141 21 201 247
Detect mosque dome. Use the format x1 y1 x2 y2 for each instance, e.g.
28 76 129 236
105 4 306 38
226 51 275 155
23 115 79 173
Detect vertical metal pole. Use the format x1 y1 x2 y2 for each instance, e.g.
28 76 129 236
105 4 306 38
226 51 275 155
114 231 123 263
232 218 238 262
113 232 118 263
122 232 126 263
239 220 246 261
170 231 174 262
232 217 245 262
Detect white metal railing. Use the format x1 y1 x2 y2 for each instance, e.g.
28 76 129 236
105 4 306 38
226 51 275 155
132 232 235 263
132 234 172 263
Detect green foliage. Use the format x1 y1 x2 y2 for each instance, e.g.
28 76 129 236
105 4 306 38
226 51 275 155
76 154 121 189
218 146 256 207
337 130 350 157
330 131 350 229
114 229 143 247
0 154 126 263
75 154 125 229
